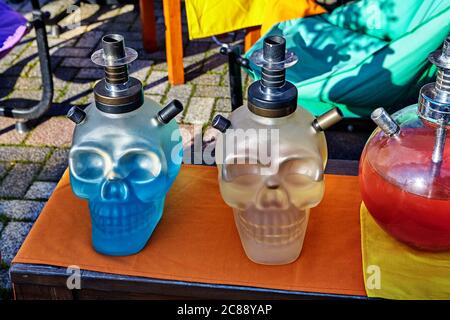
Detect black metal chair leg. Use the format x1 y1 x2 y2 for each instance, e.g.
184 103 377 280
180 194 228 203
15 120 31 134
220 45 250 111
0 0 54 132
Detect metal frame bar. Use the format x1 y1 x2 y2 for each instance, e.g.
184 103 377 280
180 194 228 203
0 0 53 130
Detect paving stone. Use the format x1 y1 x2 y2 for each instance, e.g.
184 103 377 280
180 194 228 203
59 81 94 105
0 63 24 77
0 222 33 265
152 60 168 72
0 49 20 66
195 85 229 98
86 21 104 32
76 3 101 23
8 88 42 101
40 0 71 20
25 117 75 147
0 163 12 180
189 73 221 86
4 89 41 109
202 52 228 74
11 63 37 81
220 69 250 87
118 31 143 41
115 10 138 23
144 94 163 104
165 84 193 107
7 42 31 60
0 163 41 198
61 57 95 68
76 68 104 80
184 52 207 65
97 22 132 32
46 37 78 49
145 70 169 95
52 79 71 94
0 146 50 162
38 149 69 181
97 6 123 21
185 42 211 56
0 89 11 101
53 67 79 82
215 98 233 112
26 57 62 78
130 60 153 80
0 269 11 290
120 4 136 14
52 47 92 58
0 200 45 221
130 19 142 32
52 27 87 44
0 118 27 145
13 77 42 90
25 182 57 200
183 97 214 125
141 50 166 62
76 30 104 48
0 77 17 90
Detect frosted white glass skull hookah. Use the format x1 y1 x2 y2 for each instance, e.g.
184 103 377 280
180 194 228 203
212 36 342 265
67 34 183 256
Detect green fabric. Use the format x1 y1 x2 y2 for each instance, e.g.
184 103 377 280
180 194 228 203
245 0 450 118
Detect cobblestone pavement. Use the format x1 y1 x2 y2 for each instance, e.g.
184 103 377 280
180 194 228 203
0 0 250 299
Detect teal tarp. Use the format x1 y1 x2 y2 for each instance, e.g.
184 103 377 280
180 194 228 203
245 0 450 118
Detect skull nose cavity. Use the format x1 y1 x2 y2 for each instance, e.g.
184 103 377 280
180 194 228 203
265 177 280 189
101 179 128 201
256 188 289 210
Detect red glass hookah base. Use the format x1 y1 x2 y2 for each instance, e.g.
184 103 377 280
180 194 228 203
360 132 450 251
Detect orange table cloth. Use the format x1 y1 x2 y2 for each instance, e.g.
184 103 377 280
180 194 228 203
13 165 365 297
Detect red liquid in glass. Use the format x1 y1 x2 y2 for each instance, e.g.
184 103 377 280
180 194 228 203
360 128 450 251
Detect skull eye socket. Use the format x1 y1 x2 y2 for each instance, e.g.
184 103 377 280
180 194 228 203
283 174 317 186
222 164 262 185
281 159 323 184
118 151 161 182
70 150 107 181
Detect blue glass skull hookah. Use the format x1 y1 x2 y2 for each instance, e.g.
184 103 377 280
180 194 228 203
67 34 183 256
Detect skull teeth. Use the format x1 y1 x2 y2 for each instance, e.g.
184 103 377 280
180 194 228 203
90 202 153 236
235 208 308 245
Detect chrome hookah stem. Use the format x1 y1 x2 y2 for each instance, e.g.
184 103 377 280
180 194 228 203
432 120 447 163
430 37 450 164
102 35 129 93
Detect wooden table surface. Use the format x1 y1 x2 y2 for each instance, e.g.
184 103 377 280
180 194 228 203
10 158 364 300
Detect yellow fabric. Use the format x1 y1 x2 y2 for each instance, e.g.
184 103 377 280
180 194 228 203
185 0 326 39
361 202 450 300
259 0 326 35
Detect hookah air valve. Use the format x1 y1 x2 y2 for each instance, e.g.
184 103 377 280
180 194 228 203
370 107 400 137
90 34 143 114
